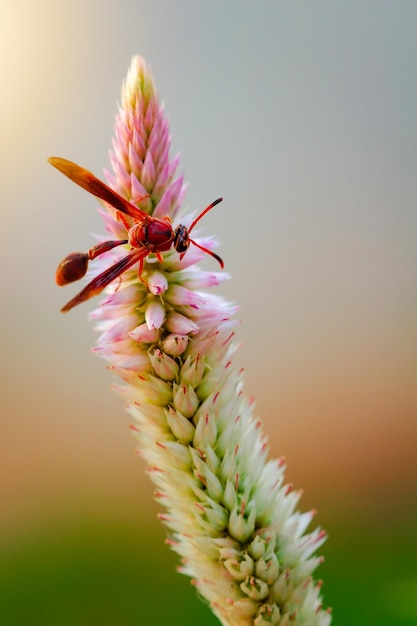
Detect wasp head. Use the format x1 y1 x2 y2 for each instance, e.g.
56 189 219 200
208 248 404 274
173 224 190 254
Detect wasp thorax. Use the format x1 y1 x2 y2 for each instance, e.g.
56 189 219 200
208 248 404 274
128 222 147 249
173 224 190 254
128 219 173 252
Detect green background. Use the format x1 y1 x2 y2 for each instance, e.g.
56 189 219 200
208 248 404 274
1 498 416 625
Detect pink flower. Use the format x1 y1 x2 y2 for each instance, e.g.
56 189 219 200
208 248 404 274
52 56 331 626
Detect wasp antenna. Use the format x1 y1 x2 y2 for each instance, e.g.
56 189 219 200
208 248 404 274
189 238 224 269
188 197 223 233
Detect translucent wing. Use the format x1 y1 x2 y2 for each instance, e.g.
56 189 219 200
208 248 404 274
60 248 148 312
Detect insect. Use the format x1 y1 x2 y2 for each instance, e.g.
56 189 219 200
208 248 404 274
49 157 224 312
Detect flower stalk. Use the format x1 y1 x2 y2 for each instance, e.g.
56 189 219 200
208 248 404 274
73 56 331 625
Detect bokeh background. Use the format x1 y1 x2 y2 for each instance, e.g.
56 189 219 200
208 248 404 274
1 1 416 624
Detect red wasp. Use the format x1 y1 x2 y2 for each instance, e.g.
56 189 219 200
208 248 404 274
49 157 223 312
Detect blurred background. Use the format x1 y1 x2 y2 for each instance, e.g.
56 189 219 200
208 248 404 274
1 1 416 624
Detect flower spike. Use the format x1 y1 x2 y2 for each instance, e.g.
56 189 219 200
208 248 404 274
52 55 331 626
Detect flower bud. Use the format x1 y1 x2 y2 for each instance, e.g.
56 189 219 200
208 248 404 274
165 407 195 443
229 505 256 543
165 284 205 308
180 354 205 387
141 375 172 406
203 466 223 502
223 478 237 511
145 299 165 329
129 323 160 343
193 411 217 449
240 576 269 601
162 334 189 357
166 311 199 335
224 553 254 581
203 504 229 532
248 535 266 561
255 553 279 585
173 383 199 418
158 440 192 470
147 270 168 295
149 348 179 381
254 603 281 626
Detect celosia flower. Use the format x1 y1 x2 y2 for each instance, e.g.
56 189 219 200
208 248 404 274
64 56 332 626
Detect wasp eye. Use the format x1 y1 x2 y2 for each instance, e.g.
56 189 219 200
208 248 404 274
174 225 190 254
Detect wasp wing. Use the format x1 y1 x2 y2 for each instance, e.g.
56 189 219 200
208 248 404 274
61 248 147 312
49 157 149 221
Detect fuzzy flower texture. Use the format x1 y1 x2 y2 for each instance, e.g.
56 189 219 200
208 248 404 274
86 57 331 626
